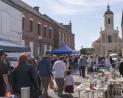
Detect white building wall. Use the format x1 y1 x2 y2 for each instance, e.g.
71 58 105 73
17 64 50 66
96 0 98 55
0 1 22 45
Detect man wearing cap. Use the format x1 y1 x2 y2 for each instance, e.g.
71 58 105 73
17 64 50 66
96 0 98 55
0 50 10 96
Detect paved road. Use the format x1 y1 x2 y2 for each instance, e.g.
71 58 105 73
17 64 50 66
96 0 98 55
48 75 82 98
46 72 86 98
40 70 101 98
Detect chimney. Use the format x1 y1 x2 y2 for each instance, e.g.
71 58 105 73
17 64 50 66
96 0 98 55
60 23 63 25
69 21 72 32
34 6 39 12
69 21 72 26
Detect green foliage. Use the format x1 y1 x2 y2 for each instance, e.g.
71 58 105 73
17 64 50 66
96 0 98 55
80 48 94 55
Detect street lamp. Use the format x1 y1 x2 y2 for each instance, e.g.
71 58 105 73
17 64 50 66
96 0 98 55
38 36 42 57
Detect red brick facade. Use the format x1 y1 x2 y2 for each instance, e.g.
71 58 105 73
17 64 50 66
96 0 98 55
10 0 75 57
22 10 54 57
57 27 75 49
43 15 75 50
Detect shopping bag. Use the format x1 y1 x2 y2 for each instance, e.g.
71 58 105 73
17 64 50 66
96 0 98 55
4 91 18 98
4 91 12 97
49 79 57 90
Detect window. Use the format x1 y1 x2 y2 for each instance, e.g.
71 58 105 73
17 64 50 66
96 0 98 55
22 17 24 30
47 45 49 50
69 36 70 44
43 26 47 37
38 23 40 35
67 36 69 43
102 33 105 43
108 35 112 43
29 20 33 32
49 29 52 39
60 32 63 41
108 18 110 24
62 33 64 42
59 32 61 41
64 34 66 42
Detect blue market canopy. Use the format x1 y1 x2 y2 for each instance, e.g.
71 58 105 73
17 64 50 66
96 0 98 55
0 40 30 52
51 45 79 54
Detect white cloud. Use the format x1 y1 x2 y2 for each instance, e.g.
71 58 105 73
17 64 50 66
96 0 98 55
23 0 123 15
48 0 93 15
58 0 85 6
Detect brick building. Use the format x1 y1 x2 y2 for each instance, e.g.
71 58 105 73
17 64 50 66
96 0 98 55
43 15 75 49
58 22 75 49
9 0 75 57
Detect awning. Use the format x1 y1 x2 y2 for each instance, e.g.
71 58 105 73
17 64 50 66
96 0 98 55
0 40 30 52
51 45 79 54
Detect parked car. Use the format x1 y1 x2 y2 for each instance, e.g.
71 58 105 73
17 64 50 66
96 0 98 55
7 53 20 67
109 53 120 68
7 57 17 67
109 53 118 62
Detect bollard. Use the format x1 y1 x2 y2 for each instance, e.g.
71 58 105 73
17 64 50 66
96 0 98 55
21 87 30 98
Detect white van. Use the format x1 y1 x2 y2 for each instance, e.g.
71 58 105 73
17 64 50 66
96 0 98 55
109 53 119 67
109 53 118 61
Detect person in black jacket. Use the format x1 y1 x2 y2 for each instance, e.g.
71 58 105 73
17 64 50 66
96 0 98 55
12 53 39 98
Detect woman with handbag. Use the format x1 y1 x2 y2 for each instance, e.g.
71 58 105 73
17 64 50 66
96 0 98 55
0 50 11 97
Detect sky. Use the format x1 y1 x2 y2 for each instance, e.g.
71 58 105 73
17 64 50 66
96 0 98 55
22 0 123 50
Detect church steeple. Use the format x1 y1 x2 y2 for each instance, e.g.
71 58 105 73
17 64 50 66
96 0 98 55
105 4 113 15
107 4 110 11
104 4 114 31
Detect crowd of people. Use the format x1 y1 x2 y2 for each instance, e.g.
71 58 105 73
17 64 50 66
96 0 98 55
78 55 121 78
0 49 123 98
0 50 79 98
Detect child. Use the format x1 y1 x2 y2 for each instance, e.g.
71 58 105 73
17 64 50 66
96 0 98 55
65 70 74 97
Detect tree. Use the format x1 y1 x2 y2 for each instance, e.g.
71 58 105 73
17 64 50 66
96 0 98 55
80 48 86 55
80 48 94 55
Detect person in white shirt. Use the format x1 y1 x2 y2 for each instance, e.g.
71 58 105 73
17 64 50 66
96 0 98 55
53 56 66 96
65 70 74 96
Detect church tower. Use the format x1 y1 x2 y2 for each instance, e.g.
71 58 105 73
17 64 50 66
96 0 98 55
92 4 122 56
104 4 114 31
